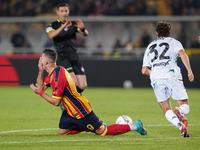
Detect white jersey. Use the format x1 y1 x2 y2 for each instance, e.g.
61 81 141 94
142 37 184 81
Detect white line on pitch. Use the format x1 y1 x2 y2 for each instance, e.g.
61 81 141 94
146 124 200 127
0 128 57 134
0 124 199 134
1 137 200 144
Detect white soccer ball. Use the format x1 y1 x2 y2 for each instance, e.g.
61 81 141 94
123 80 133 89
116 115 133 125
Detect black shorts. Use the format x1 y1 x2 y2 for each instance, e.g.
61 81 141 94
57 51 85 75
59 110 103 133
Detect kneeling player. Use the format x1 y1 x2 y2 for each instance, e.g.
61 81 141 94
30 49 147 136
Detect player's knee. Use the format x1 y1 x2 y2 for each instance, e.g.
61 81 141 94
58 131 65 135
58 131 69 135
79 82 87 89
179 104 190 115
58 129 70 135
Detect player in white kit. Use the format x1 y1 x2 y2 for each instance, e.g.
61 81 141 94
142 21 194 138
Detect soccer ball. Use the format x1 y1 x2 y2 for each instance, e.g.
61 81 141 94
116 115 133 125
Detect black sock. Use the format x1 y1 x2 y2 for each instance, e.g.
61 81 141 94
76 86 84 93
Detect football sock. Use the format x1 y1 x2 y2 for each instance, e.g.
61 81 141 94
129 124 137 131
106 124 130 135
76 86 84 93
67 126 84 135
179 104 189 115
165 110 182 130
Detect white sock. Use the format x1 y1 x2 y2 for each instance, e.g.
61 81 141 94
165 110 182 130
179 104 189 115
129 124 137 131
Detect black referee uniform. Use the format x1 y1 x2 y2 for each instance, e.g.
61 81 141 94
46 19 85 75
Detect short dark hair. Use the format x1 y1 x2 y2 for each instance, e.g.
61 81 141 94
156 21 171 37
43 49 57 63
57 3 69 10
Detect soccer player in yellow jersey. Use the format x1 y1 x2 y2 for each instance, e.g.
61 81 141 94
30 49 147 136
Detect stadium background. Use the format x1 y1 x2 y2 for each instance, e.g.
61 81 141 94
0 0 200 88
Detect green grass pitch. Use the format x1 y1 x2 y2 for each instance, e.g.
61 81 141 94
0 86 200 150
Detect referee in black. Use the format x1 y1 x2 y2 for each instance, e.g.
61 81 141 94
46 3 88 97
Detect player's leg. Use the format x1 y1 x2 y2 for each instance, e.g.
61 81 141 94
158 99 182 129
58 126 84 135
176 99 189 115
152 80 182 130
174 99 189 127
69 72 78 86
96 122 147 136
159 99 189 137
68 72 87 93
96 124 131 136
172 79 189 127
58 128 72 135
71 53 87 93
59 109 85 135
76 74 87 91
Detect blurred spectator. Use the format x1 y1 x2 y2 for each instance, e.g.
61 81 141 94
190 36 199 48
177 28 187 47
22 1 36 16
112 38 123 57
134 38 142 49
95 42 102 48
125 37 134 52
43 38 54 49
93 0 103 16
157 0 172 16
140 29 151 48
0 1 10 16
76 35 86 48
0 0 200 16
10 26 32 54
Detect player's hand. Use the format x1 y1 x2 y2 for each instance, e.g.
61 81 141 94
38 57 44 72
63 20 72 28
30 83 43 95
199 36 200 42
188 72 194 82
75 19 84 29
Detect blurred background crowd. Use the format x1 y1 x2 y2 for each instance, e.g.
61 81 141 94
0 0 200 17
0 0 199 57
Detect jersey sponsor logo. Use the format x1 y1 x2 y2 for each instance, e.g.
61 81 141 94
153 61 169 67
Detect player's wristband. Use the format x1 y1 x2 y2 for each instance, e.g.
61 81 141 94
77 28 85 32
39 90 44 96
81 28 85 32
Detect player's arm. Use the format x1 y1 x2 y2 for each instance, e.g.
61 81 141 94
178 49 194 82
141 66 151 77
75 19 89 36
47 21 72 39
40 93 61 106
36 57 47 91
30 83 61 106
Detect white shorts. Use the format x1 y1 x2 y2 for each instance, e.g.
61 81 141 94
151 79 188 103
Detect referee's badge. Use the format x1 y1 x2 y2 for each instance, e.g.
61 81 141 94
81 67 85 72
64 28 68 31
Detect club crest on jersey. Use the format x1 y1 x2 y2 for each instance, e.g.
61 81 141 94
64 28 68 31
